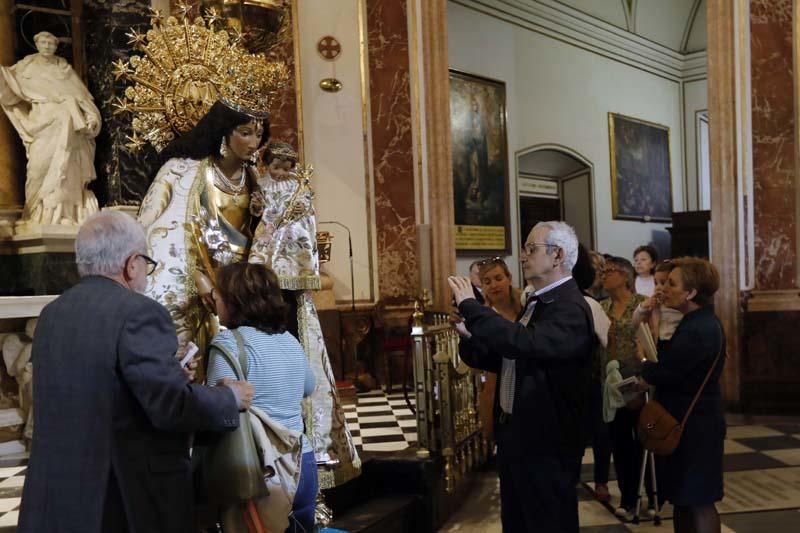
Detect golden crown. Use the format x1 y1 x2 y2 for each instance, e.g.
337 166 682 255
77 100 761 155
113 1 289 152
267 141 298 161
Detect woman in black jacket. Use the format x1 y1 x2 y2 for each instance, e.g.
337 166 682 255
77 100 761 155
638 257 725 533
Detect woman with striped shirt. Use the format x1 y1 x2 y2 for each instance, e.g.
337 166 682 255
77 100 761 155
207 262 317 532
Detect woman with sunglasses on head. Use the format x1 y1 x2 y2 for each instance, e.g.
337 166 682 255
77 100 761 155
599 257 652 520
472 257 522 441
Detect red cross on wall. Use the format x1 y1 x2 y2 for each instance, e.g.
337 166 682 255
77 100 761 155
317 36 342 61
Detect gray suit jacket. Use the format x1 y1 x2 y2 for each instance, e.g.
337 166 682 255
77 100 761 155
18 276 239 533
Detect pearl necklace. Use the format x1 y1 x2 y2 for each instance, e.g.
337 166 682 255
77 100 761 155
213 163 247 196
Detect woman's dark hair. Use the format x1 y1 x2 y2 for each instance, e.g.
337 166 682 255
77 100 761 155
215 262 288 334
572 244 596 292
634 245 659 274
158 101 270 164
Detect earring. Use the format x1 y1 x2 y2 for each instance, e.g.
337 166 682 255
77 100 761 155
250 150 258 164
219 137 229 158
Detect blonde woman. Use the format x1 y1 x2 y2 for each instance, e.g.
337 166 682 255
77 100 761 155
473 258 522 440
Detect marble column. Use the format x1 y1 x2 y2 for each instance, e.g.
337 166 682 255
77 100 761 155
707 0 740 404
750 0 796 289
420 0 456 310
735 0 800 411
0 0 23 210
367 0 418 303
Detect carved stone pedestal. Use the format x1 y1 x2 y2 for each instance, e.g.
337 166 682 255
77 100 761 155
0 228 79 296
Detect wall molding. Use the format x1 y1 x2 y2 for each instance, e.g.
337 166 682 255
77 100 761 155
744 290 800 312
0 296 57 319
451 0 707 82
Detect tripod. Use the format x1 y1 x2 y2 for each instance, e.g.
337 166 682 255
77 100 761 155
633 390 662 526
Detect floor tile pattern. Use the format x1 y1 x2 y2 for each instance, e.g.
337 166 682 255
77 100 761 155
0 453 28 532
3 402 800 531
440 421 800 532
343 390 418 453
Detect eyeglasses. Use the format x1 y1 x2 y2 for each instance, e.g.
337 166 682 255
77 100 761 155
478 256 505 267
601 268 622 276
521 242 558 255
137 254 158 276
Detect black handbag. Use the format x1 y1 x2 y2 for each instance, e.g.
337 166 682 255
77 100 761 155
201 330 268 505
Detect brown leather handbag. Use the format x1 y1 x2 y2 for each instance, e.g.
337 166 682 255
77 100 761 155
638 342 723 456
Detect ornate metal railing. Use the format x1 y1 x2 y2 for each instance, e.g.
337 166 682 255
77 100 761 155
410 302 488 493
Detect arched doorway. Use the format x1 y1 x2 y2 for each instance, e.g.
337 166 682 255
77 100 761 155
515 145 596 250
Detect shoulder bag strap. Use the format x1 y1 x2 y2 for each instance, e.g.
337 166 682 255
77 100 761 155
679 320 725 427
209 329 249 381
231 329 249 379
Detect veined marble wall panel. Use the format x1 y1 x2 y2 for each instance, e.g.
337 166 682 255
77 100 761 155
367 0 418 302
85 0 159 207
297 0 376 303
750 0 796 289
269 5 299 149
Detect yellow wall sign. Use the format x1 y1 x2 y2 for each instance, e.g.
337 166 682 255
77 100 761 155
455 225 507 250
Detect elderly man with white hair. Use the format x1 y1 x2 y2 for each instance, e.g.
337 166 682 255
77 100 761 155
18 211 254 533
449 221 595 533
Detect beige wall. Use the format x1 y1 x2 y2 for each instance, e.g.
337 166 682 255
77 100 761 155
683 78 709 210
297 0 378 303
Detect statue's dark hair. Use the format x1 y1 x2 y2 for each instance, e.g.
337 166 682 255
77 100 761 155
158 101 270 165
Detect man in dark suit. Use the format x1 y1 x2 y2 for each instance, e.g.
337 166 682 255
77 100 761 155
449 221 595 533
18 211 254 533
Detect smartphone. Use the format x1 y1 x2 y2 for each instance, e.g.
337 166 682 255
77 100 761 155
180 342 199 368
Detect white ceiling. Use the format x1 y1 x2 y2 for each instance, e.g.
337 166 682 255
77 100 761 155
554 0 707 54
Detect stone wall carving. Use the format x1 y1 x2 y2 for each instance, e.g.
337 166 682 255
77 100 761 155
0 319 35 453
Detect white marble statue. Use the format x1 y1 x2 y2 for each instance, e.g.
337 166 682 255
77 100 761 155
0 31 101 229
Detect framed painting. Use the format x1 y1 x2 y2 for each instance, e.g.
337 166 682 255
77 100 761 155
608 113 673 222
449 70 510 253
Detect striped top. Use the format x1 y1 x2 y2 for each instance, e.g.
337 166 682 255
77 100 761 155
207 326 316 453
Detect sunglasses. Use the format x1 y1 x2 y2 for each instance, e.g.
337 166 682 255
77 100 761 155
478 256 505 267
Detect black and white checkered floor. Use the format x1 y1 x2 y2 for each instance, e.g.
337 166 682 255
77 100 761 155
440 418 800 532
344 390 418 453
0 391 418 531
0 452 30 532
